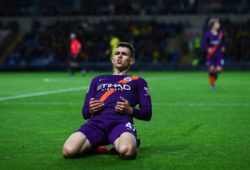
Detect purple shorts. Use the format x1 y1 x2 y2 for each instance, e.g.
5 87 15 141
77 119 137 147
207 55 224 67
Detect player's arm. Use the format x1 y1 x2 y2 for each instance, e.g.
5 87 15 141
133 78 152 121
115 78 152 121
82 77 102 119
115 79 152 120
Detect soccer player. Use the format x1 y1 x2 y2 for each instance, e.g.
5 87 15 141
68 33 82 75
62 42 152 159
201 18 225 90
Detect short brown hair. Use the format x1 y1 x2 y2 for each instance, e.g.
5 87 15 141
116 42 135 58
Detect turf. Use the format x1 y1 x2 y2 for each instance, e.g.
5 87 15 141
0 71 249 170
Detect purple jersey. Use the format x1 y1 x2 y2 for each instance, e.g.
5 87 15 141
201 30 225 66
82 75 152 124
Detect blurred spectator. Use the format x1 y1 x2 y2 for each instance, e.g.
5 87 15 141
68 33 82 75
110 35 120 59
220 18 250 63
6 19 184 66
4 17 250 67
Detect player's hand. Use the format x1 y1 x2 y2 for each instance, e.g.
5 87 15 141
207 48 213 55
221 47 226 53
115 97 133 115
89 98 104 114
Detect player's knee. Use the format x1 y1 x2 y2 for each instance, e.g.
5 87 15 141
209 66 215 72
62 144 77 158
217 67 222 72
117 144 136 159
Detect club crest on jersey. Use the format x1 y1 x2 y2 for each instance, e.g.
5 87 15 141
124 76 132 82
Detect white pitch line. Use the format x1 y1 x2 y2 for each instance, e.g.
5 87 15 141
43 78 87 83
1 102 81 105
0 87 88 102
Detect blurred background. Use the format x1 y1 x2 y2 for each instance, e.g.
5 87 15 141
1 0 250 71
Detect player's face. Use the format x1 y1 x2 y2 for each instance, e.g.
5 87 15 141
213 21 220 30
112 47 135 70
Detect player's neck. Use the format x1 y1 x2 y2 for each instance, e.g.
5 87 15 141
113 68 129 75
211 28 218 35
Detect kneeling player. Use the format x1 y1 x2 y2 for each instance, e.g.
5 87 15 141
62 42 152 159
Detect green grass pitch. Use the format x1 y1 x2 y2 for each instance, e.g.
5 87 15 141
0 71 249 170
